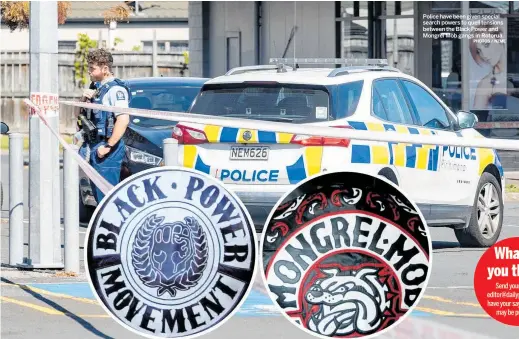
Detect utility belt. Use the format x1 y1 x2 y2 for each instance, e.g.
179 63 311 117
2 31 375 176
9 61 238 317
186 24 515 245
77 113 115 146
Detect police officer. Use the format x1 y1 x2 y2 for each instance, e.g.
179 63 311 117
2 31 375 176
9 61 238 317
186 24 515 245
79 48 131 203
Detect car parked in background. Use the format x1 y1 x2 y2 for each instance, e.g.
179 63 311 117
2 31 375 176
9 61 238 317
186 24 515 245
79 77 208 222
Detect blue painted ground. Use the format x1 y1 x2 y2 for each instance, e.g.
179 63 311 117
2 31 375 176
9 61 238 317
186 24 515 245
27 283 430 318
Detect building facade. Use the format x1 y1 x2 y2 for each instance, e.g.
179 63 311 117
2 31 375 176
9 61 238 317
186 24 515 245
0 1 189 53
189 1 519 140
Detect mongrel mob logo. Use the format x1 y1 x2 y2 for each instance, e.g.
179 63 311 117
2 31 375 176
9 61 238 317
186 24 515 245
263 185 431 338
305 264 395 336
86 168 256 338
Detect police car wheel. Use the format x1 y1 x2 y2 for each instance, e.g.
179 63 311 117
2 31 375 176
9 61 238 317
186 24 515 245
455 172 503 248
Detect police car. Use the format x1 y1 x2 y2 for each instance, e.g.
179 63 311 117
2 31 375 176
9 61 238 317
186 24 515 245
171 58 505 248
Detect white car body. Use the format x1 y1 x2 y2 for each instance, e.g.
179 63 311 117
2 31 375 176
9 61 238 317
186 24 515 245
170 61 505 246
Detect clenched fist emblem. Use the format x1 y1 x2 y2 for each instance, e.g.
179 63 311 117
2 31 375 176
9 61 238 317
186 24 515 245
132 214 209 297
151 223 194 280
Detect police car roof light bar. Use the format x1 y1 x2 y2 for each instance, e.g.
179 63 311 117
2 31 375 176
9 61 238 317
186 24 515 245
328 65 401 77
269 58 389 67
225 64 293 76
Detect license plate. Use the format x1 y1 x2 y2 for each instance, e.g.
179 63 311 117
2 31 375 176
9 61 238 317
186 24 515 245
230 146 269 160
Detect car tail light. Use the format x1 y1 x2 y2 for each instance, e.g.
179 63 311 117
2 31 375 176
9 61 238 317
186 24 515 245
290 125 352 147
172 124 208 144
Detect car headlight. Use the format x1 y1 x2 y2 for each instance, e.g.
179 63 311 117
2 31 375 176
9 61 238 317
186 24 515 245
126 146 162 166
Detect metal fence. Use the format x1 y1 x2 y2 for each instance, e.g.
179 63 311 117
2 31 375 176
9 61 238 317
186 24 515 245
1 50 189 134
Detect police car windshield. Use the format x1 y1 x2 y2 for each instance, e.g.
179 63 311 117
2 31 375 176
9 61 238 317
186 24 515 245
128 85 201 127
189 83 333 123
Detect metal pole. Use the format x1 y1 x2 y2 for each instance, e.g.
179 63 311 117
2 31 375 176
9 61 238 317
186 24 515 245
393 18 398 68
24 0 63 269
13 100 21 131
461 1 470 111
163 138 179 166
152 29 158 77
63 146 79 274
98 29 103 48
9 133 24 266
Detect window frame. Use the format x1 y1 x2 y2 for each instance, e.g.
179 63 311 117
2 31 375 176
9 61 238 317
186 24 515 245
333 80 364 119
189 82 334 122
369 77 418 126
397 78 457 131
372 86 389 121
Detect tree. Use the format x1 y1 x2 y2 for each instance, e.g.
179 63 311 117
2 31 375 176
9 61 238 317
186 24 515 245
102 4 132 25
1 1 71 31
0 1 132 32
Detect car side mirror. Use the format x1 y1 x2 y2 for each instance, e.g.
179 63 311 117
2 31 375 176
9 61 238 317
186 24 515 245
0 122 9 135
456 110 478 129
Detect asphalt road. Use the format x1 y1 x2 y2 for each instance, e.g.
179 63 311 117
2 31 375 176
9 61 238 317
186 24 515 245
2 219 519 339
2 152 519 338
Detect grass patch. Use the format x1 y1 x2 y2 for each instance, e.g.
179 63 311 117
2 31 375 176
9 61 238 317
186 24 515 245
506 184 519 193
1 134 73 150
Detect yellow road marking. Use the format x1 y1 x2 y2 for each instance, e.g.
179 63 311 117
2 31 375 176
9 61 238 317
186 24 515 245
1 282 98 305
1 283 490 319
1 296 66 315
416 307 489 318
423 295 482 308
1 296 109 318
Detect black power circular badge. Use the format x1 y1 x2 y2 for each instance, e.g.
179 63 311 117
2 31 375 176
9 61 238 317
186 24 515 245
85 167 257 339
260 171 432 339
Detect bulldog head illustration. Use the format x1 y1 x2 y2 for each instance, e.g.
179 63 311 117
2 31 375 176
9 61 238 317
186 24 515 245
305 266 389 337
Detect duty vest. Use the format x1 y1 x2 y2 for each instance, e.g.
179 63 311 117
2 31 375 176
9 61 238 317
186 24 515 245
89 78 132 140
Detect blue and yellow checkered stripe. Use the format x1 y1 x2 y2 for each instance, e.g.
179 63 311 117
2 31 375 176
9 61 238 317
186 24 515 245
182 144 323 184
286 146 323 184
182 120 503 182
199 125 320 184
348 121 441 171
182 145 211 174
202 125 294 144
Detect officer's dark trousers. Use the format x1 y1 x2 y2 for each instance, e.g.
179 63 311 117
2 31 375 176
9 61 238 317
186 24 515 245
79 140 125 204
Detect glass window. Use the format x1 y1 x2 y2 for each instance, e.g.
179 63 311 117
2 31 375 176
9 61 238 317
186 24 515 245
128 85 202 127
170 41 189 53
401 80 451 129
372 79 414 124
383 1 414 16
335 81 364 118
341 19 369 59
190 84 332 124
340 1 369 17
58 41 77 51
385 18 415 75
372 88 389 120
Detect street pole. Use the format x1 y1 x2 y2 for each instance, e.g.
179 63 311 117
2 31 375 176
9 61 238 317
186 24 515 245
64 146 79 274
461 1 470 111
152 29 158 77
163 138 179 166
22 1 63 269
9 133 24 266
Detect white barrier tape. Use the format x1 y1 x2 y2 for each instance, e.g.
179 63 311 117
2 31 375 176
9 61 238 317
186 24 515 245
59 100 519 151
23 99 114 195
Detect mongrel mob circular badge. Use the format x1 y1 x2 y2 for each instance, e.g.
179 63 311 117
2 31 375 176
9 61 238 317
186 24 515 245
85 167 257 339
260 171 432 339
